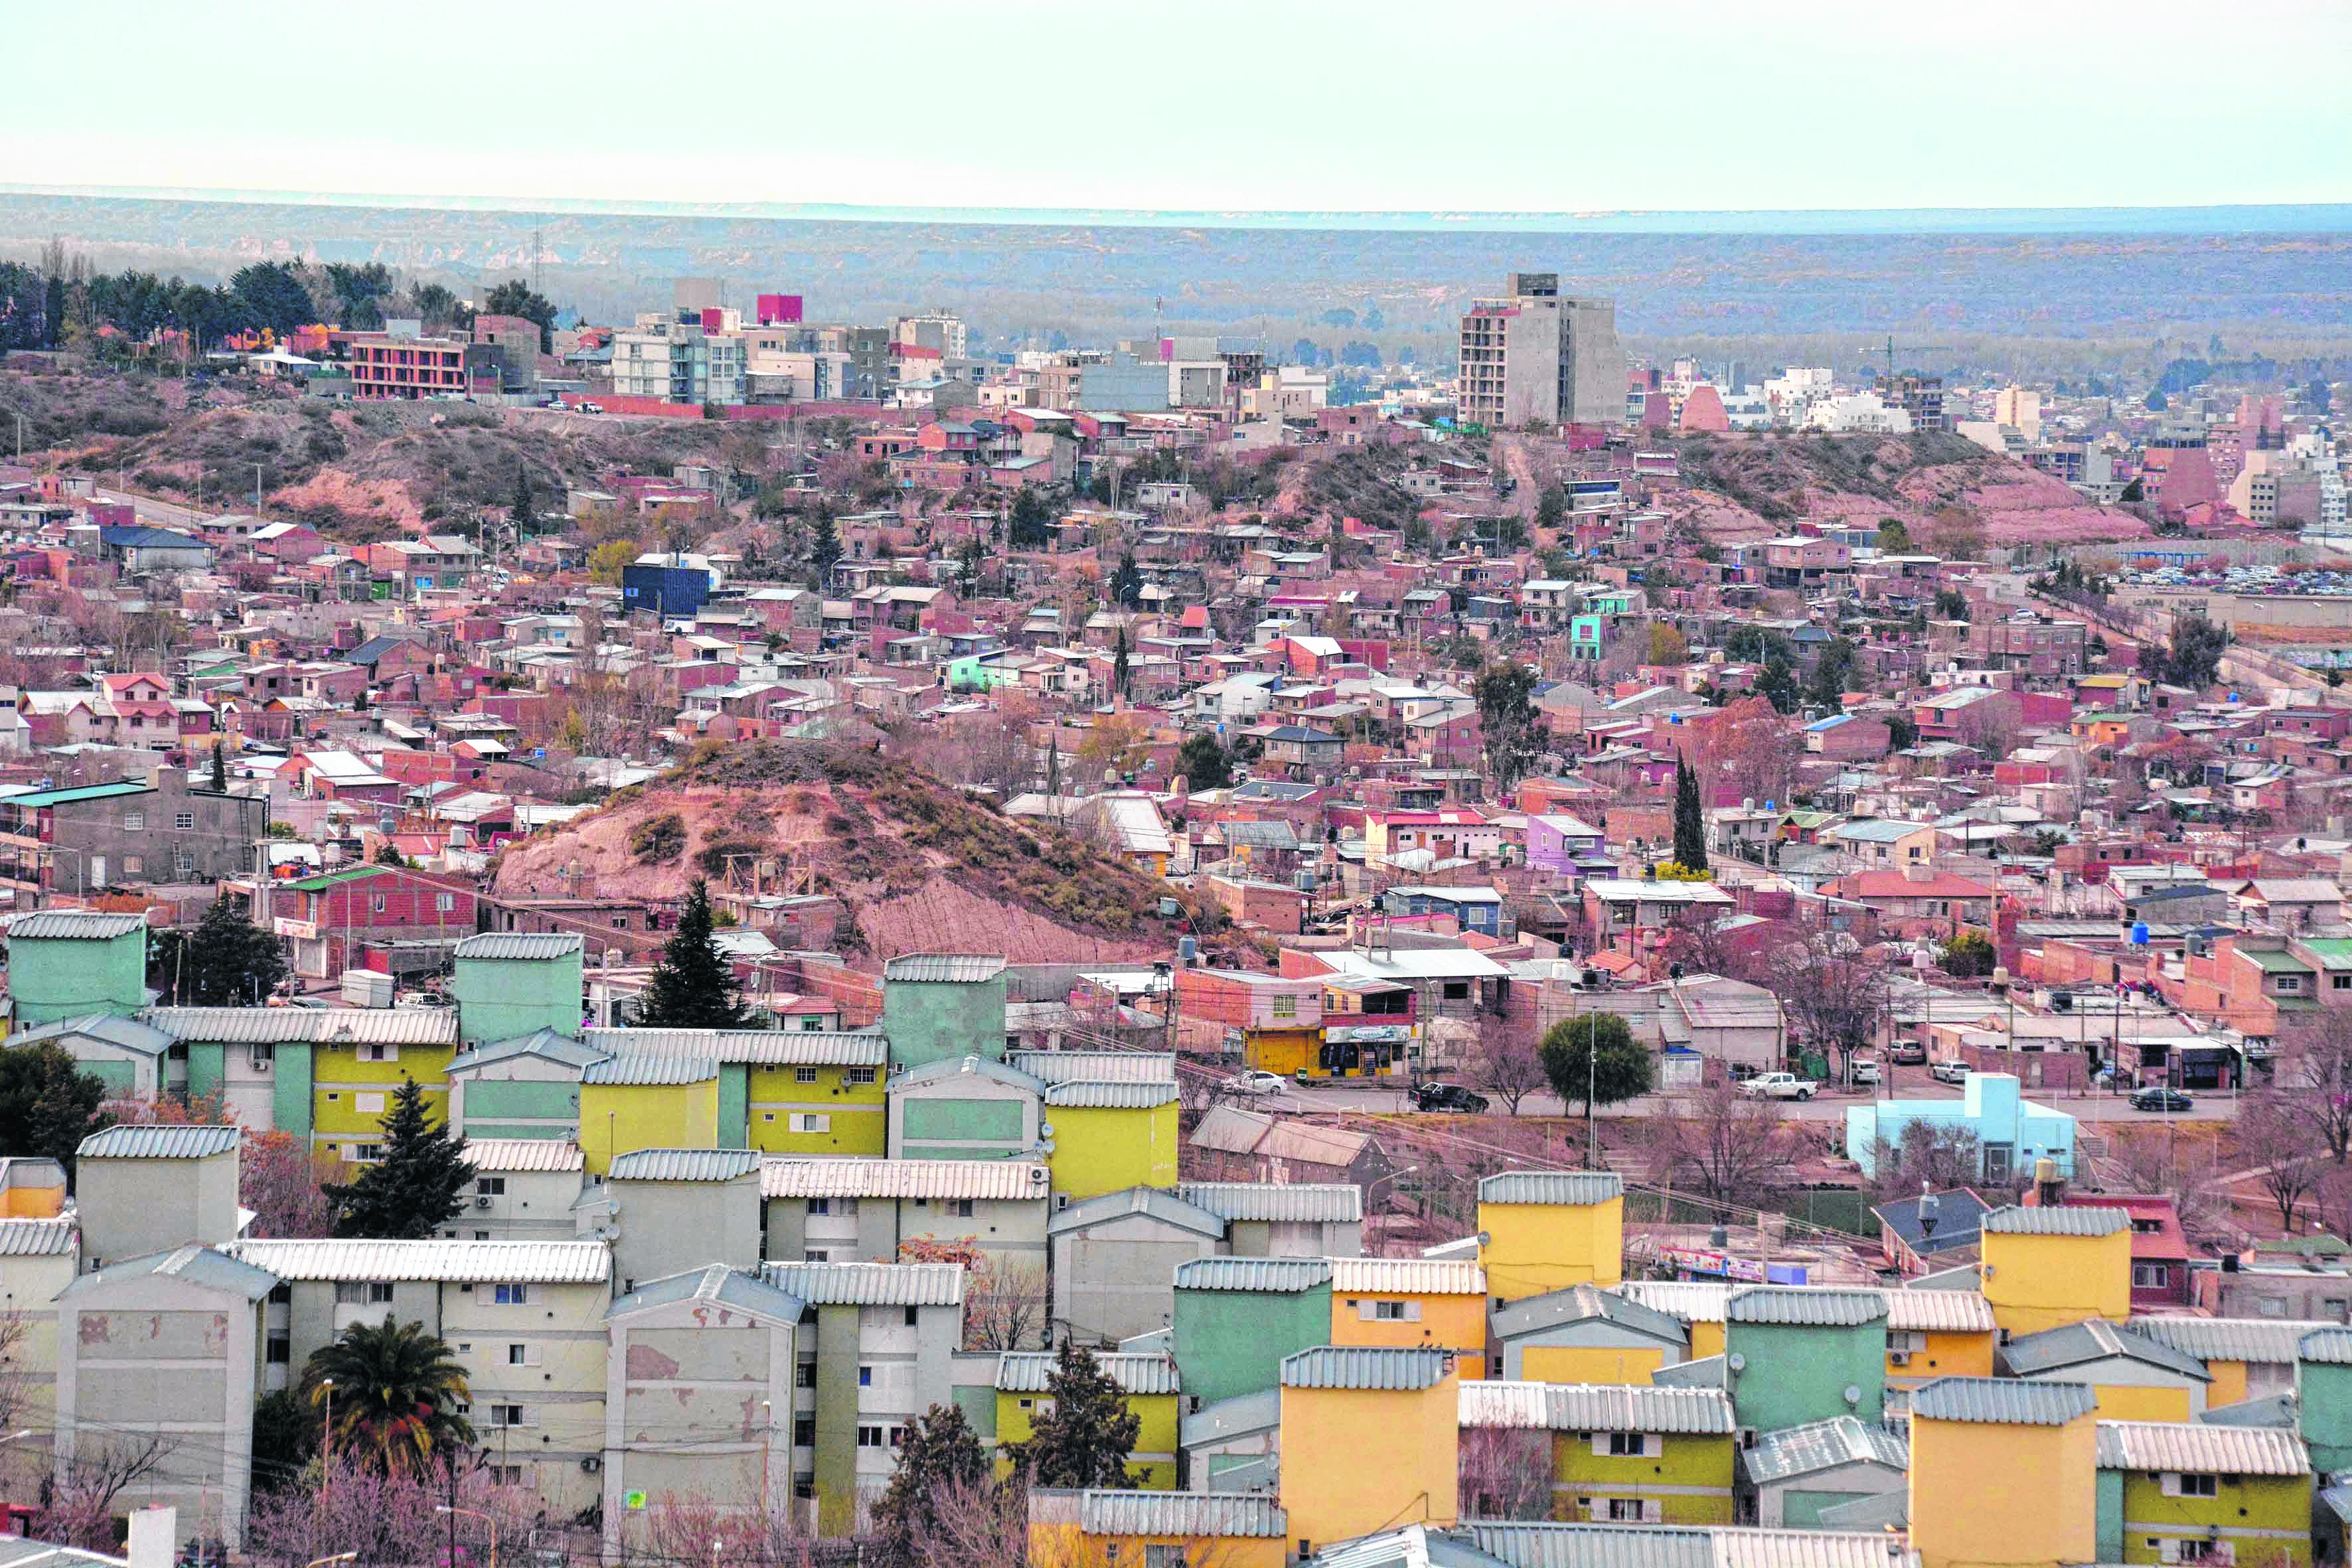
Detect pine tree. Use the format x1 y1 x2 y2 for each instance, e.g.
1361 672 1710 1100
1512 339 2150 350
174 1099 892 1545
324 1078 476 1239
1110 551 1143 608
1112 624 1132 700
510 467 534 533
1672 752 1709 873
809 507 842 585
166 893 288 1006
1002 1341 1142 1489
208 742 228 793
872 1403 990 1565
635 880 755 1028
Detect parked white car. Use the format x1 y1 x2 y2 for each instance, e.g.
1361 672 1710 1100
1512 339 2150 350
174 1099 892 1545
1931 1060 1972 1085
1739 1072 1817 1101
1225 1070 1286 1097
1850 1059 1882 1087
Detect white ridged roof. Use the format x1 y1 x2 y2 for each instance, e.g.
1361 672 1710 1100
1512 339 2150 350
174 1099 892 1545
224 1238 610 1283
467 1140 586 1174
1330 1256 1486 1295
760 1157 1049 1201
2096 1419 2309 1476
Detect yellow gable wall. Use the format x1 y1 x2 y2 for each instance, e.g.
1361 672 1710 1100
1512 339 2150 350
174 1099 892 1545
1982 1228 2131 1336
1478 1199 1622 1300
1279 1374 1459 1550
1910 1413 2097 1568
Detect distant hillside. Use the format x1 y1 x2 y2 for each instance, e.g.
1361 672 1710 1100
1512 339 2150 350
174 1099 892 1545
1665 430 2150 552
493 742 1226 968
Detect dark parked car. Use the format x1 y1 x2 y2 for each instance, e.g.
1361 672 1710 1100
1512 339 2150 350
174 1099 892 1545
2130 1087 2195 1113
1411 1082 1490 1113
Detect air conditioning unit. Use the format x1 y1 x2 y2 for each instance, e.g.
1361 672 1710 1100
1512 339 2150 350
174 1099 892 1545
580 1456 603 1474
250 1054 273 1073
1888 1351 1912 1368
475 1195 495 1210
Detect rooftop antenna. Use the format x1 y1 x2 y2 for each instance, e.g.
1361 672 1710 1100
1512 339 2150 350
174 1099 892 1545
534 224 544 297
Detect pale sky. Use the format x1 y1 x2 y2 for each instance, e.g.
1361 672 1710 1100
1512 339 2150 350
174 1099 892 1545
9 0 2350 216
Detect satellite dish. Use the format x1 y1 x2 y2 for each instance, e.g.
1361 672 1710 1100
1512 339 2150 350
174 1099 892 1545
1843 1385 1862 1407
1727 1352 1747 1373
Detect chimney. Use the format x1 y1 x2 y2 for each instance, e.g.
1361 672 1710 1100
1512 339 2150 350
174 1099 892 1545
1903 862 1934 884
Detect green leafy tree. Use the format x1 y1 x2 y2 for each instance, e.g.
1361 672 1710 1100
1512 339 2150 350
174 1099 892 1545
1672 753 1709 873
636 880 756 1028
957 533 986 597
1474 659 1541 791
1538 1011 1653 1119
0 1044 111 1174
299 1315 475 1476
2153 611 2228 690
1008 488 1054 550
1876 519 1915 552
1886 713 1919 751
1110 551 1144 609
208 743 228 793
1002 1341 1142 1488
1940 931 1998 979
1111 624 1133 700
872 1402 991 1565
323 1078 476 1239
158 894 287 1006
809 507 842 585
1758 653 1800 715
510 467 534 532
1807 637 1857 710
1534 485 1566 530
1932 589 1970 621
1176 732 1233 790
481 279 558 353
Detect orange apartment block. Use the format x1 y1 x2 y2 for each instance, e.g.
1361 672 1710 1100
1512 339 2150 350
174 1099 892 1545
347 333 468 398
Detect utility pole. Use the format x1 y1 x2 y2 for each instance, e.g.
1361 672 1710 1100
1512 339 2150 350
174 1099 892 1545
253 461 264 512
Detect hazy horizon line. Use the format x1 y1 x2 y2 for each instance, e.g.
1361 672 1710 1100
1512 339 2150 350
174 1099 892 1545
5 183 2352 236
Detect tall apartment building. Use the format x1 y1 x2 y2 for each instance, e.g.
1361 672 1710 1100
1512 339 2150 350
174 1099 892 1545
346 325 467 399
1877 372 1948 433
609 316 747 406
1456 272 1621 430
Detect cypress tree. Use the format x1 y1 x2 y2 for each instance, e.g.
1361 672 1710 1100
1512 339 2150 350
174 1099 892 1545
1002 1341 1143 1489
635 880 755 1028
1672 751 1709 873
325 1078 476 1239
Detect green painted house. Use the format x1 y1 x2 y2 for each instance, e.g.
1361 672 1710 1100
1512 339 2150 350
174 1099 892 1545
1171 1257 1334 1407
888 1056 1040 1160
450 932 584 1045
881 953 1006 1069
446 1027 599 1139
2301 1326 2352 1472
3 910 150 1026
1721 1287 1888 1435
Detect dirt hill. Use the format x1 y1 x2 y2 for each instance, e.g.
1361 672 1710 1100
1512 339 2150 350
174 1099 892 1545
1666 430 2149 552
492 741 1221 968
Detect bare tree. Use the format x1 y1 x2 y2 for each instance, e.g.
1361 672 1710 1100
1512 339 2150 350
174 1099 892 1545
631 1488 813 1568
1765 925 1886 1079
963 1259 1050 1353
1643 1079 1803 1223
2104 1130 2226 1241
35 1433 171 1550
2276 1013 2352 1166
1862 1122 1986 1207
2240 1093 2326 1231
1457 1427 1553 1521
1465 1019 1549 1116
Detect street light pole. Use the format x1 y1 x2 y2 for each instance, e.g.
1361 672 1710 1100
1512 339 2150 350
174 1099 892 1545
436 1504 497 1568
320 1378 333 1500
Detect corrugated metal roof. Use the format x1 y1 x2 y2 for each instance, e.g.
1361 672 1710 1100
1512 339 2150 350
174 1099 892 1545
451 933 582 961
1051 1186 1225 1239
884 953 1006 983
3 910 147 941
759 1260 964 1307
5 1014 173 1058
224 1238 610 1283
1650 1355 1729 1391
1494 1283 1688 1344
1330 1257 1486 1295
607 1148 761 1182
1459 1523 1715 1568
995 1351 1180 1395
1724 1287 1886 1327
1180 1388 1282 1447
1077 1490 1285 1539
1281 1345 1452 1390
2199 1393 2300 1430
1172 1257 1332 1293
2096 1419 2309 1476
1909 1376 2096 1426
143 1006 458 1044
1981 1204 2130 1236
467 1139 586 1173
1882 1291 1996 1334
2300 1326 2352 1365
2130 1315 2325 1366
582 1028 890 1066
1460 1380 1733 1435
1044 1080 1181 1109
1616 1281 1733 1323
760 1157 1048 1201
1174 1182 1362 1224
1478 1171 1623 1206
1008 1050 1178 1084
607 1263 805 1321
64 1243 277 1300
1739 1416 1909 1484
77 1125 239 1160
583 1054 718 1085
0 1217 76 1257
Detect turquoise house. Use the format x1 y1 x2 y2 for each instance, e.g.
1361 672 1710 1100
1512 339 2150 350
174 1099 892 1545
882 953 1007 1068
2301 1326 2352 1472
1171 1257 1334 1407
1845 1072 2076 1184
1722 1287 1888 1435
3 911 150 1026
450 932 584 1045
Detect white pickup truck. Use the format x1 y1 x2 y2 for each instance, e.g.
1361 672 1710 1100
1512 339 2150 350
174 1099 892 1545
1739 1072 1818 1101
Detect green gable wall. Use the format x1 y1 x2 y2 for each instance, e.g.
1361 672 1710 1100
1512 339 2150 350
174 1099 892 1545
452 950 584 1046
1723 1319 1886 1434
1172 1284 1333 1407
883 976 1006 1070
718 1065 749 1149
8 929 147 1025
273 1044 314 1135
185 1042 224 1102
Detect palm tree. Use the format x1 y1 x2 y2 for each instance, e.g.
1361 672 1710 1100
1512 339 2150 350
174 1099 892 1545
300 1315 475 1476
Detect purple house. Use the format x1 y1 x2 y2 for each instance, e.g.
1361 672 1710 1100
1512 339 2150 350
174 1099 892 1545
1526 812 1610 878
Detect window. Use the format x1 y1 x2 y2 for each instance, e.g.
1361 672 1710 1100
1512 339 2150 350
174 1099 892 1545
947 1199 975 1219
789 1114 830 1134
805 1249 830 1263
485 1405 526 1429
1145 1547 1190 1568
2164 1473 2219 1498
493 1283 531 1306
807 1198 831 1217
334 1281 396 1305
2131 1218 2164 1234
793 1418 815 1447
508 1344 538 1366
844 1068 877 1086
489 1466 524 1488
858 1366 872 1387
2334 974 2351 991
1372 1300 1410 1322
123 857 144 876
1271 994 1298 1020
122 812 144 831
266 1336 291 1364
2134 1263 2172 1289
856 1426 885 1448
2258 1298 2286 1318
795 1362 817 1388
370 894 388 913
795 1067 821 1084
175 812 195 831
1607 1433 1652 1457
903 1306 919 1327
360 1042 398 1063
436 892 455 913
476 1178 506 1196
2276 975 2304 993
1603 1499 1658 1522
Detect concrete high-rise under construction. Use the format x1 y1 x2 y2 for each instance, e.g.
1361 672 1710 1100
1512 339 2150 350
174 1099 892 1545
1456 272 1622 429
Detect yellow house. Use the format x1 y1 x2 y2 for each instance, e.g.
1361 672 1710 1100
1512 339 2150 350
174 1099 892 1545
313 1040 456 1160
2096 1420 2314 1568
1006 1052 1182 1204
1025 1488 1287 1568
1458 1380 1737 1525
2128 1316 2317 1410
1909 1377 2099 1568
1999 1319 2212 1421
994 1351 1180 1488
578 1055 720 1175
1981 1204 2132 1337
1490 1283 1688 1385
1279 1346 1459 1555
1883 1288 1998 1391
1330 1257 1488 1366
1478 1171 1624 1307
745 1038 888 1156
